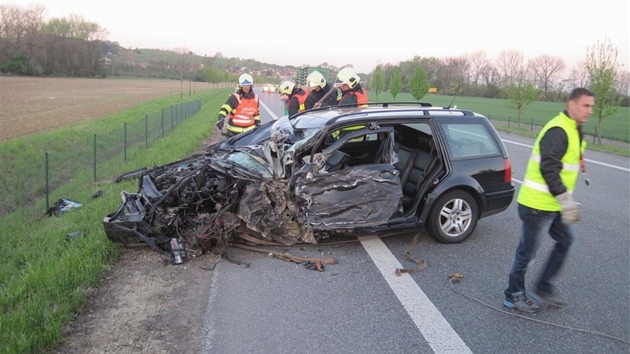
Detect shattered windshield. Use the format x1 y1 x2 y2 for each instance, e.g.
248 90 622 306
224 152 272 178
271 113 330 143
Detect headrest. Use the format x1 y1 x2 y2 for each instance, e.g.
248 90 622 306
417 134 432 151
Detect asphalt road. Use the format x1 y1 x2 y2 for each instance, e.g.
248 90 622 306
198 90 630 354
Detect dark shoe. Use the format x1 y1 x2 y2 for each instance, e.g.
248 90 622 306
503 295 540 313
531 291 566 308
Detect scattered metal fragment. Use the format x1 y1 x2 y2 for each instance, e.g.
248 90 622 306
45 198 82 217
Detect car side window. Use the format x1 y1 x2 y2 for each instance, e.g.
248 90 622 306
441 123 499 159
315 126 395 172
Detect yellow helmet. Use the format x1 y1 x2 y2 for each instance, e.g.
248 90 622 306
335 67 360 89
306 71 326 89
239 73 253 86
278 80 296 95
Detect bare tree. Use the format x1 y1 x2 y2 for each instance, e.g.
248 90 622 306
569 60 590 89
172 47 192 98
615 70 630 98
479 64 499 86
495 49 525 87
469 51 491 86
529 54 566 100
441 56 470 95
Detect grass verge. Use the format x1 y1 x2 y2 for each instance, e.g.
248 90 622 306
0 88 232 354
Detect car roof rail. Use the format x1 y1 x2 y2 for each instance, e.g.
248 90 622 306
379 101 433 108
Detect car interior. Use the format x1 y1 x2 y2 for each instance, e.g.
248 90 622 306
312 122 440 214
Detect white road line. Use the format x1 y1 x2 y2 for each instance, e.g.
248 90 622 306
259 100 279 122
359 236 473 354
502 139 630 172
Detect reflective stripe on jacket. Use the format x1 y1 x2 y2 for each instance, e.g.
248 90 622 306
517 112 585 211
295 89 308 112
287 89 309 115
229 92 260 128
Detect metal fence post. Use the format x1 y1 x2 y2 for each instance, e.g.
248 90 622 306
93 134 97 182
161 108 165 138
124 122 127 161
45 152 49 213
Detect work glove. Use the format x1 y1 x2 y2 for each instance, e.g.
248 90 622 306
555 191 580 224
215 118 224 130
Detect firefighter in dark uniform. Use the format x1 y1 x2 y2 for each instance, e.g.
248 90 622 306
304 70 339 110
216 73 260 136
279 80 308 116
336 67 368 108
331 67 368 139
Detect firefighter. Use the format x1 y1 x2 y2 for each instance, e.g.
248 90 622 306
304 71 339 110
216 73 260 136
335 67 368 108
279 80 308 116
331 67 368 140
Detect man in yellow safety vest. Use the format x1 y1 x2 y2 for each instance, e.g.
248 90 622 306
503 87 594 313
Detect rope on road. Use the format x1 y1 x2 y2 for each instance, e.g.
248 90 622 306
448 275 630 346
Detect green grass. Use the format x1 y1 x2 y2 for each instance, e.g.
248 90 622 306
0 88 232 354
370 92 630 143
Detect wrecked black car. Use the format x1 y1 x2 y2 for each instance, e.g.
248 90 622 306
103 103 515 262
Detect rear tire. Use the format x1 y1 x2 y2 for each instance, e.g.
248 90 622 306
427 190 478 243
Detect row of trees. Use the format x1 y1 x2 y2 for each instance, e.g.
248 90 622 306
2 4 627 144
366 47 628 104
365 39 627 145
0 4 272 80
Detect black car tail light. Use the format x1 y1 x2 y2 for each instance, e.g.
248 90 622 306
504 158 512 183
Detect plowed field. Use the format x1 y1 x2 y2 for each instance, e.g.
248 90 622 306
0 76 200 141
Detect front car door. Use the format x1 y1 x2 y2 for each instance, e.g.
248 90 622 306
292 125 403 233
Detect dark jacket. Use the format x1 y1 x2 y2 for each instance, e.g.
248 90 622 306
286 88 308 116
539 109 584 196
338 84 367 107
304 83 338 110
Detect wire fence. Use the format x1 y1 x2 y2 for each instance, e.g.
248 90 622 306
0 100 202 218
494 115 630 149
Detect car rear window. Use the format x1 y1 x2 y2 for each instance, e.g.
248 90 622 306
440 123 499 159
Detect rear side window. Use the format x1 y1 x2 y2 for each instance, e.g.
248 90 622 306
441 123 499 159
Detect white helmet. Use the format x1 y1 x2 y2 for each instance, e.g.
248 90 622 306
335 67 360 89
239 73 253 86
278 80 296 95
306 71 326 89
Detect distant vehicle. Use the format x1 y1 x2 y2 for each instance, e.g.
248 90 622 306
262 84 276 94
103 102 515 262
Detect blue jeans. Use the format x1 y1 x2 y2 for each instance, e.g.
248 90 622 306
505 203 574 298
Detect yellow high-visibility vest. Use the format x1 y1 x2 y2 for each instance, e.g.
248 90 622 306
518 112 585 211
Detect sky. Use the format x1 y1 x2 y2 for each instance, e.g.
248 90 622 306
7 0 630 75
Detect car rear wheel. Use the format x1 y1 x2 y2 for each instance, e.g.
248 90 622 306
427 190 478 243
